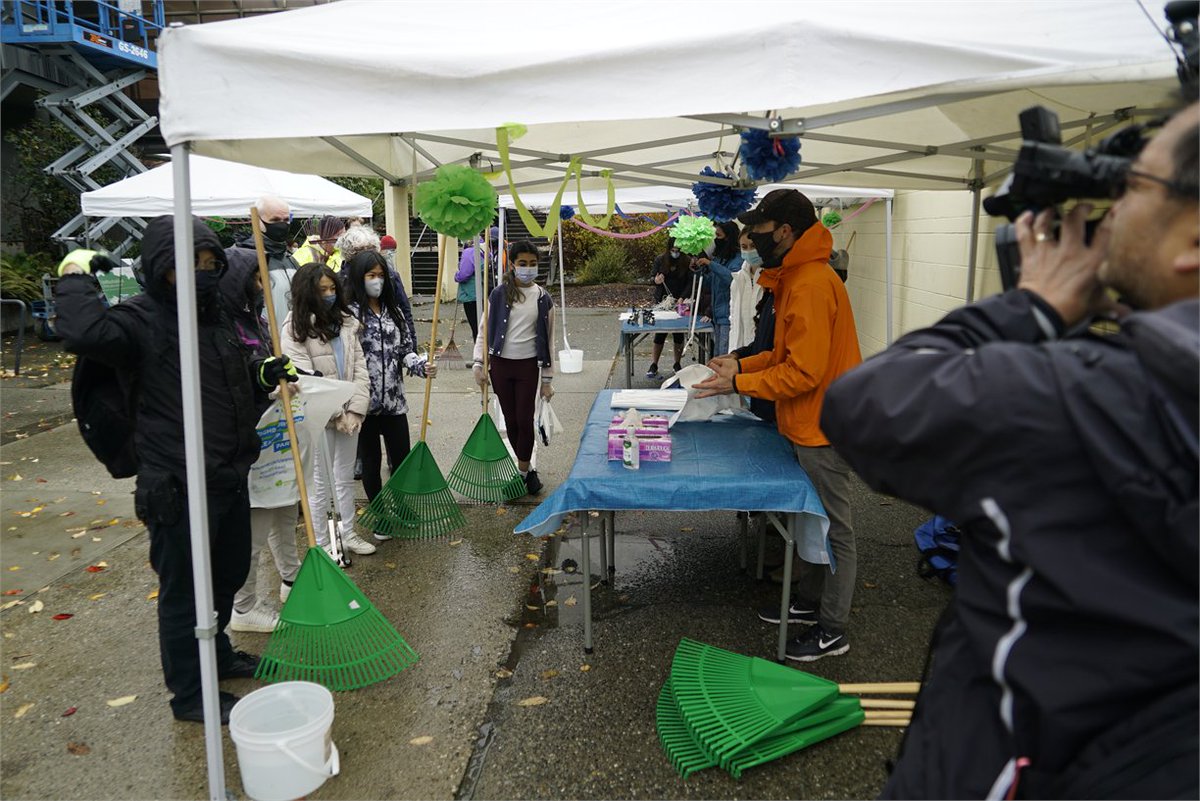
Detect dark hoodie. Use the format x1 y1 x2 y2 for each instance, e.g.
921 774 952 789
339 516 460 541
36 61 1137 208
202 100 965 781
820 290 1198 799
219 255 269 358
56 216 266 492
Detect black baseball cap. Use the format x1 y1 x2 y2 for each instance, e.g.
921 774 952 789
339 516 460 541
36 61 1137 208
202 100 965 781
738 188 817 233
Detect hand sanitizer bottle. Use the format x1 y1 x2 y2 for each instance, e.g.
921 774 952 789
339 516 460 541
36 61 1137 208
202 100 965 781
622 429 640 470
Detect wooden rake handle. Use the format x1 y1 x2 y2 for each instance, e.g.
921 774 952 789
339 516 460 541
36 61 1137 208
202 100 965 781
250 207 318 549
838 682 921 695
419 235 447 442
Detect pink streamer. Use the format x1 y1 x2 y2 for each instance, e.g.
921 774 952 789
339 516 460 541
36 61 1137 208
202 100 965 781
828 197 878 228
568 211 680 239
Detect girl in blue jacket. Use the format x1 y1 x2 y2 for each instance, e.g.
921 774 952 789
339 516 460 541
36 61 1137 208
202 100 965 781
691 220 743 356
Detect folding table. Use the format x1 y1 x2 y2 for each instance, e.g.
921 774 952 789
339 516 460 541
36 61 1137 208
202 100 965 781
620 316 714 387
515 390 829 661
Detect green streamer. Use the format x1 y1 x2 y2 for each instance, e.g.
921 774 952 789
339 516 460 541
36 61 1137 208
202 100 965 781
496 123 574 239
575 168 615 229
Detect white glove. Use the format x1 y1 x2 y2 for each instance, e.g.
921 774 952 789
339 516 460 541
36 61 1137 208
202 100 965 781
473 363 489 390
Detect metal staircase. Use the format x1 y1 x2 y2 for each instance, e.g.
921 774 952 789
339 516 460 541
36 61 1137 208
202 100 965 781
2 0 164 256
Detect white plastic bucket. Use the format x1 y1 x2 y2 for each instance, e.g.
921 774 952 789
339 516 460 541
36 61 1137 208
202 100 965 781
558 348 584 374
229 682 339 801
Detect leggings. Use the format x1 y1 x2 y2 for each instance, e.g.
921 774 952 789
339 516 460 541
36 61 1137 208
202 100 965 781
489 355 539 462
360 413 412 501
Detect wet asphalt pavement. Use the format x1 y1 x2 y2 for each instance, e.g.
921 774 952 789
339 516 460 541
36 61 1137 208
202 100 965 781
0 305 946 800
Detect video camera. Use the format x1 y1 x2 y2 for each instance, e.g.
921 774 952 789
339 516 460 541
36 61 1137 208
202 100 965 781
984 0 1198 290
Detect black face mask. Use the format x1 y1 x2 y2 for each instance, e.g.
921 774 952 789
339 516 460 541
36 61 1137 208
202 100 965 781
195 270 222 306
748 228 784 269
263 221 290 244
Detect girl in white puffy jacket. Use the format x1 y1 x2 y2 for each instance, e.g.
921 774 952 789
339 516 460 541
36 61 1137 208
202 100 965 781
281 263 374 558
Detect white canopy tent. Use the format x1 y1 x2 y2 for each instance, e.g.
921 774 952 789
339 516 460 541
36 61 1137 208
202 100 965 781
80 154 373 219
498 183 894 213
152 2 1183 796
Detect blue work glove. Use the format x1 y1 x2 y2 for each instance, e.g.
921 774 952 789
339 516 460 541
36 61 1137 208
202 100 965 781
257 356 298 391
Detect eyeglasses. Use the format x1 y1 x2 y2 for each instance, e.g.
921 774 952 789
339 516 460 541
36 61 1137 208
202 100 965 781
1118 168 1189 198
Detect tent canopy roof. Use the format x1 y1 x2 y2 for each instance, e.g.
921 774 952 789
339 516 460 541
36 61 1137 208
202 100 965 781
158 1 1181 194
80 154 374 218
500 183 893 215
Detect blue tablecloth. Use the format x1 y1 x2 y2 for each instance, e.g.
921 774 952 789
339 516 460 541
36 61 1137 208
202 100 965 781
515 390 829 562
620 316 713 336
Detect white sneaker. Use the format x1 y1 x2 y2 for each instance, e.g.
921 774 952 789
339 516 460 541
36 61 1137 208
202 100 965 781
279 582 292 605
341 530 377 556
320 542 351 567
230 603 279 633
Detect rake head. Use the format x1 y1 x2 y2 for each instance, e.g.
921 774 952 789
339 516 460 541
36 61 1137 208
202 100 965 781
358 441 466 539
255 547 420 690
437 337 466 369
448 414 528 504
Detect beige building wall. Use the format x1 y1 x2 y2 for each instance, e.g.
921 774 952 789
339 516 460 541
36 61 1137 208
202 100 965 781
833 190 1005 358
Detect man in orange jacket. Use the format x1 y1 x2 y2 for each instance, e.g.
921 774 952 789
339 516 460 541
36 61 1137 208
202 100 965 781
695 188 863 661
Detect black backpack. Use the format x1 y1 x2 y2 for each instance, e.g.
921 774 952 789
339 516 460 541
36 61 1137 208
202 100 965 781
71 356 138 479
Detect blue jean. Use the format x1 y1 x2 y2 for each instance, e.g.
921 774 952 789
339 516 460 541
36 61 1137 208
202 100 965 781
713 322 730 357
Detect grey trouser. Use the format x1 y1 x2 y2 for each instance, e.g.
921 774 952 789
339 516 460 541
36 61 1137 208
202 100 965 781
234 504 303 612
792 444 857 634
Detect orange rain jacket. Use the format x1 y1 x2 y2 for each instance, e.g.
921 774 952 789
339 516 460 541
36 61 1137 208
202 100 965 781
733 223 862 447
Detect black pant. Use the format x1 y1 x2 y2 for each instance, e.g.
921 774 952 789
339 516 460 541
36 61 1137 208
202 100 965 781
143 475 251 714
360 413 412 501
653 332 685 346
463 300 479 344
489 355 539 462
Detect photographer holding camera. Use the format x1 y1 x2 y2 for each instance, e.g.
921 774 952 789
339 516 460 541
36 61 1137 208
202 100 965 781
820 100 1198 799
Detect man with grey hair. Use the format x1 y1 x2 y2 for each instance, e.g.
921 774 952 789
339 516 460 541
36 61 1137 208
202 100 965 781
224 194 301 335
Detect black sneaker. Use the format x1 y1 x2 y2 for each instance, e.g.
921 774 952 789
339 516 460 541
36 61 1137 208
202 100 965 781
785 626 850 662
524 470 543 495
173 691 239 724
645 363 660 380
671 362 682 374
353 457 363 481
218 649 261 680
757 603 818 626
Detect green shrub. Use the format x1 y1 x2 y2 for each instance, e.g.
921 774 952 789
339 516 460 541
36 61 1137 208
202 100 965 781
0 252 55 302
575 241 633 285
561 211 671 282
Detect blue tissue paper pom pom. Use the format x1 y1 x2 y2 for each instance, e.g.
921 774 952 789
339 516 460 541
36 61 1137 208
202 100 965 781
559 205 575 221
692 167 757 222
738 130 802 183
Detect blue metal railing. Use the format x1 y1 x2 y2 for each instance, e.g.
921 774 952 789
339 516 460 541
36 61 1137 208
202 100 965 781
2 0 164 56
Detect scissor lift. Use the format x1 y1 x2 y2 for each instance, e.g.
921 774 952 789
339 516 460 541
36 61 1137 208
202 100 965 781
1 0 164 256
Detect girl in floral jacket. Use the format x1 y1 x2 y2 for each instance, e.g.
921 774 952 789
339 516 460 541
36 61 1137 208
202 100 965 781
343 251 436 513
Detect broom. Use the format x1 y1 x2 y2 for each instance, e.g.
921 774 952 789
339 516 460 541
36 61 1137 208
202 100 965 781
358 235 467 539
246 207 419 690
447 232 527 504
660 638 917 777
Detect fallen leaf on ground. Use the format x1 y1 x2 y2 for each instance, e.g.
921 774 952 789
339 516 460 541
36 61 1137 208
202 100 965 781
522 622 537 629
96 561 108 568
544 599 558 608
105 695 136 707
62 707 77 717
679 527 694 532
408 736 433 746
85 565 105 573
495 668 513 679
540 567 561 575
863 581 879 589
91 538 102 543
8 566 20 572
0 675 8 692
146 590 158 601
539 669 559 680
496 507 508 516
88 593 106 601
448 539 463 547
67 742 90 755
563 596 577 607
35 479 47 484
8 475 22 482
66 527 87 534
517 696 548 707
28 600 43 614
52 614 73 621
588 511 600 518
383 562 396 570
508 566 520 574
12 663 36 670
524 553 539 561
15 703 35 718
2 589 22 596
580 664 591 672
59 511 75 518
95 500 106 506
0 600 23 610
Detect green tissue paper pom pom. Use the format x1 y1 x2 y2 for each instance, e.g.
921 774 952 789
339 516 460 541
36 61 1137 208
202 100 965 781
821 209 843 228
670 215 716 256
413 165 498 240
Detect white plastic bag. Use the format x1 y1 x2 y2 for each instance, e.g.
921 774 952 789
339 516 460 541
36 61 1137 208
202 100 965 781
661 364 743 425
248 375 356 509
535 396 564 446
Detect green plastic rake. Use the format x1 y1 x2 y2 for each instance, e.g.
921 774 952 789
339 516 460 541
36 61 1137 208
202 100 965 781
247 207 419 691
657 638 917 779
359 236 465 539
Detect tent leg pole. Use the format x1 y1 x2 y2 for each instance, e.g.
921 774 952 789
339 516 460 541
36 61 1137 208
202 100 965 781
171 143 226 801
965 159 984 304
885 197 894 346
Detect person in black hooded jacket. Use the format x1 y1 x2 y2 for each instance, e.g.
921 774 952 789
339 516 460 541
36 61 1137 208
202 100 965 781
820 103 1198 799
55 215 297 725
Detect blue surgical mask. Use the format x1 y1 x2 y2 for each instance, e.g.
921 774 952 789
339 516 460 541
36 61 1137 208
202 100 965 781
740 248 763 268
364 278 384 298
514 267 538 284
322 294 337 308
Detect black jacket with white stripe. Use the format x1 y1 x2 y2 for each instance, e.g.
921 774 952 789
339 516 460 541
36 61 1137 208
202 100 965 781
821 290 1198 799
